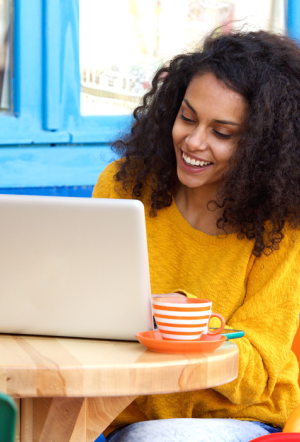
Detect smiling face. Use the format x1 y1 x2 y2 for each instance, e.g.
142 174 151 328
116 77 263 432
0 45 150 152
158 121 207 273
172 72 246 193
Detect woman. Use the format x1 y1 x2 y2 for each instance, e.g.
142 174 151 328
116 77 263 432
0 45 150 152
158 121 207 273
93 30 300 442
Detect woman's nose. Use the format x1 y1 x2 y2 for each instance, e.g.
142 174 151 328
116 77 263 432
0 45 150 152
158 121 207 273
186 127 208 151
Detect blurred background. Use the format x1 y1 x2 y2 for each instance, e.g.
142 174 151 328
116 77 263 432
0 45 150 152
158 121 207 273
0 0 297 197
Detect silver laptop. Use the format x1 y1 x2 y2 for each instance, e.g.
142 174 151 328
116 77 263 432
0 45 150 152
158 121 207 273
0 194 153 340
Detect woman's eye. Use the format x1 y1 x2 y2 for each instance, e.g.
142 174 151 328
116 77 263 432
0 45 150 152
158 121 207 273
213 129 231 139
180 114 195 123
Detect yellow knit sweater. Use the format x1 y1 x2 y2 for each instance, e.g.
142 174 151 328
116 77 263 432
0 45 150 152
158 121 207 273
93 161 300 436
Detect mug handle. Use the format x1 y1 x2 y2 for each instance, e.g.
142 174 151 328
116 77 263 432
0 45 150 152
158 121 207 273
207 313 226 335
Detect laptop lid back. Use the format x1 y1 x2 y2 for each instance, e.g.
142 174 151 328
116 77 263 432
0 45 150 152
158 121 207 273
0 195 153 340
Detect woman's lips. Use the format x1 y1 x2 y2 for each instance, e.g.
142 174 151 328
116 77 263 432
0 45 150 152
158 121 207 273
180 150 213 174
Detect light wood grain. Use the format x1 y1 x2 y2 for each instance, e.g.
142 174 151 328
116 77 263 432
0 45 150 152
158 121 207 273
19 396 138 442
85 396 138 442
0 335 238 397
14 399 20 442
20 398 84 442
20 399 33 442
2 334 238 442
36 398 84 442
68 396 138 442
69 399 86 442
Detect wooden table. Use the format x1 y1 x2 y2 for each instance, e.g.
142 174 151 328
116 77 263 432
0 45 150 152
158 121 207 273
0 334 239 442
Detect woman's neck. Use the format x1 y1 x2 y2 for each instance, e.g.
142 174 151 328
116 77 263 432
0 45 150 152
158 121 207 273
173 183 229 235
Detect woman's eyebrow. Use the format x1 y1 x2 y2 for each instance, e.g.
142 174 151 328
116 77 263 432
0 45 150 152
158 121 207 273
212 119 240 126
183 99 197 114
183 99 240 126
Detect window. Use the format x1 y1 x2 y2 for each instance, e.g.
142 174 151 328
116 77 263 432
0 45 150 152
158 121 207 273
80 0 286 117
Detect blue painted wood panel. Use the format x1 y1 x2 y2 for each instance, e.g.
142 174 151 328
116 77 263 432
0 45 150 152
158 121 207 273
287 0 300 42
0 145 117 188
0 185 94 198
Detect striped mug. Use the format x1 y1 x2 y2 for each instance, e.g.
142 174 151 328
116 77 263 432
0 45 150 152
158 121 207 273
152 297 225 341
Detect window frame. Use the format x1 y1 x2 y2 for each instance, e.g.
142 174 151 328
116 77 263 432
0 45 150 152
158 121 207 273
0 0 130 145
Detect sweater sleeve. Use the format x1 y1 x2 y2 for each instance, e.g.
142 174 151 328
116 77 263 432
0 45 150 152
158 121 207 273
214 228 300 406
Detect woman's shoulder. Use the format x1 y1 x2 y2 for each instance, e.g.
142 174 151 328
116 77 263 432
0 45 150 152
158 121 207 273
92 159 129 199
265 222 300 254
251 223 300 285
92 157 154 206
281 225 300 261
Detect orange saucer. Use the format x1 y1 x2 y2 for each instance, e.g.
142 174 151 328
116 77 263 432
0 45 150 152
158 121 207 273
136 330 227 354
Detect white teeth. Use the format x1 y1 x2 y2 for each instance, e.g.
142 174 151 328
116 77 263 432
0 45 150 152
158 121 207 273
182 152 211 167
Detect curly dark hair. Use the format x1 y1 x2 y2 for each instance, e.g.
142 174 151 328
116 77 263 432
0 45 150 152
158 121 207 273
112 29 300 256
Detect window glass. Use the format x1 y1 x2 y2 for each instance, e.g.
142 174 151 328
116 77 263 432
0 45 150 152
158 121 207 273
0 0 12 113
80 0 285 116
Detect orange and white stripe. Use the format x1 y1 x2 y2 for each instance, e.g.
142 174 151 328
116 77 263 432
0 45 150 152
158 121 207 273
152 298 212 341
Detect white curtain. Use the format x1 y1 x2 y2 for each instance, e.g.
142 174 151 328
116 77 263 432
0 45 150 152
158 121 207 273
233 0 286 33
